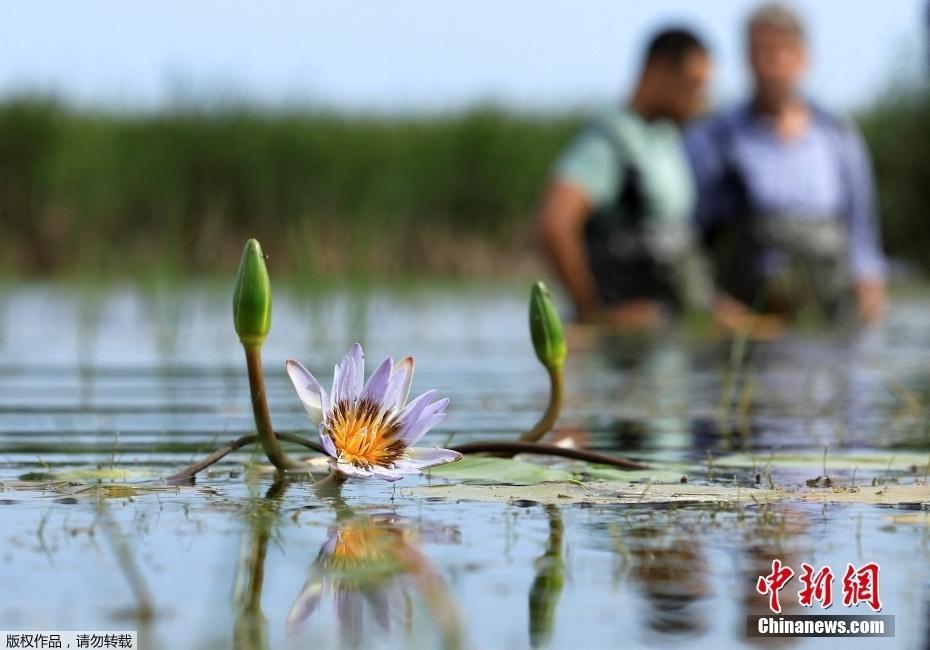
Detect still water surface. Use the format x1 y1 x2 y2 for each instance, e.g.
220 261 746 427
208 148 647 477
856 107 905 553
0 282 928 649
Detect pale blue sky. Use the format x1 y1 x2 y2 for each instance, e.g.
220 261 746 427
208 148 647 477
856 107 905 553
1 1 925 113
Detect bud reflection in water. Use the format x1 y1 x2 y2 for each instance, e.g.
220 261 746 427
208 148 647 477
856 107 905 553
528 505 565 649
288 513 463 649
233 480 288 650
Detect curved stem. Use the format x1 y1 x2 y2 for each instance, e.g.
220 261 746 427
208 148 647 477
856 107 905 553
315 469 347 489
166 432 648 482
314 469 347 499
244 344 302 471
451 440 649 470
274 432 326 454
166 434 258 483
520 367 564 442
165 431 325 483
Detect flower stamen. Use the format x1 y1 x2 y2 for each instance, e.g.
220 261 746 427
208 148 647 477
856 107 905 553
325 398 406 469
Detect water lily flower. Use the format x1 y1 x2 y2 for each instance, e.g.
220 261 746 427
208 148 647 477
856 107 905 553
286 344 461 481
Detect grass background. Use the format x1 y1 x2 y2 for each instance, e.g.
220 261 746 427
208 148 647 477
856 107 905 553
1 91 927 281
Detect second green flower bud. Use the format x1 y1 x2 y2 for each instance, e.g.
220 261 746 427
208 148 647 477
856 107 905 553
529 281 566 372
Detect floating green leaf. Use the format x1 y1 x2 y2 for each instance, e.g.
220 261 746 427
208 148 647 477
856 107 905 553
58 467 162 482
427 456 574 485
714 452 930 473
579 463 694 484
406 481 782 505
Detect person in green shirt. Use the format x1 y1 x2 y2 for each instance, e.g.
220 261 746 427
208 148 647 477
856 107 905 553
536 28 711 328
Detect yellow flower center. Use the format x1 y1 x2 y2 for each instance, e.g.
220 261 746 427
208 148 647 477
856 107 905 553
325 398 406 469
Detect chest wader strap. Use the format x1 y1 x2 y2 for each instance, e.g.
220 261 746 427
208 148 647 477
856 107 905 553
706 114 853 320
581 123 678 309
753 215 850 319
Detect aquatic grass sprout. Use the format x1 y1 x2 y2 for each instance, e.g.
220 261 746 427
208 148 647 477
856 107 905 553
287 344 461 481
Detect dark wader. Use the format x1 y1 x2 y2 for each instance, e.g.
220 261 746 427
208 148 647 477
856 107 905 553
582 126 684 311
704 117 853 321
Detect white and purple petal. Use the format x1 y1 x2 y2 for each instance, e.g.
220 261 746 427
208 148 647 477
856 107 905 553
396 389 436 431
381 358 412 415
332 343 364 405
285 359 325 426
318 386 330 428
330 363 343 405
333 459 376 480
398 447 462 470
400 397 449 446
359 356 393 407
367 465 411 482
319 433 337 458
384 357 414 413
348 343 365 398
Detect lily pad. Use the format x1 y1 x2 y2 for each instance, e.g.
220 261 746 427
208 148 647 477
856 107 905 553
714 451 930 473
578 463 694 484
406 481 782 506
790 483 930 506
63 467 163 482
426 456 574 485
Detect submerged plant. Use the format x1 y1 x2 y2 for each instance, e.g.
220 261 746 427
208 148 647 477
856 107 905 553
287 343 461 482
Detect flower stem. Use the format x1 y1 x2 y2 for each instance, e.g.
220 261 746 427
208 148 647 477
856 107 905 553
165 431 325 482
520 367 563 442
166 433 258 484
166 430 648 481
274 432 325 454
451 440 648 470
314 469 347 497
244 344 302 472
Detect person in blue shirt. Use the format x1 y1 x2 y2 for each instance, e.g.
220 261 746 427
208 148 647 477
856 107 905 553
686 3 887 332
536 29 711 329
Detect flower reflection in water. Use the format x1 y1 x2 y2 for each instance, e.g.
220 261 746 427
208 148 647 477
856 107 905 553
288 513 463 649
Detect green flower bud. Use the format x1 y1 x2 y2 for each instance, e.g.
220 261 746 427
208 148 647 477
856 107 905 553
233 238 272 347
529 281 566 372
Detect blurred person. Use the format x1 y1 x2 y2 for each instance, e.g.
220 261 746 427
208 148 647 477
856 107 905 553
536 28 711 329
687 3 886 334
